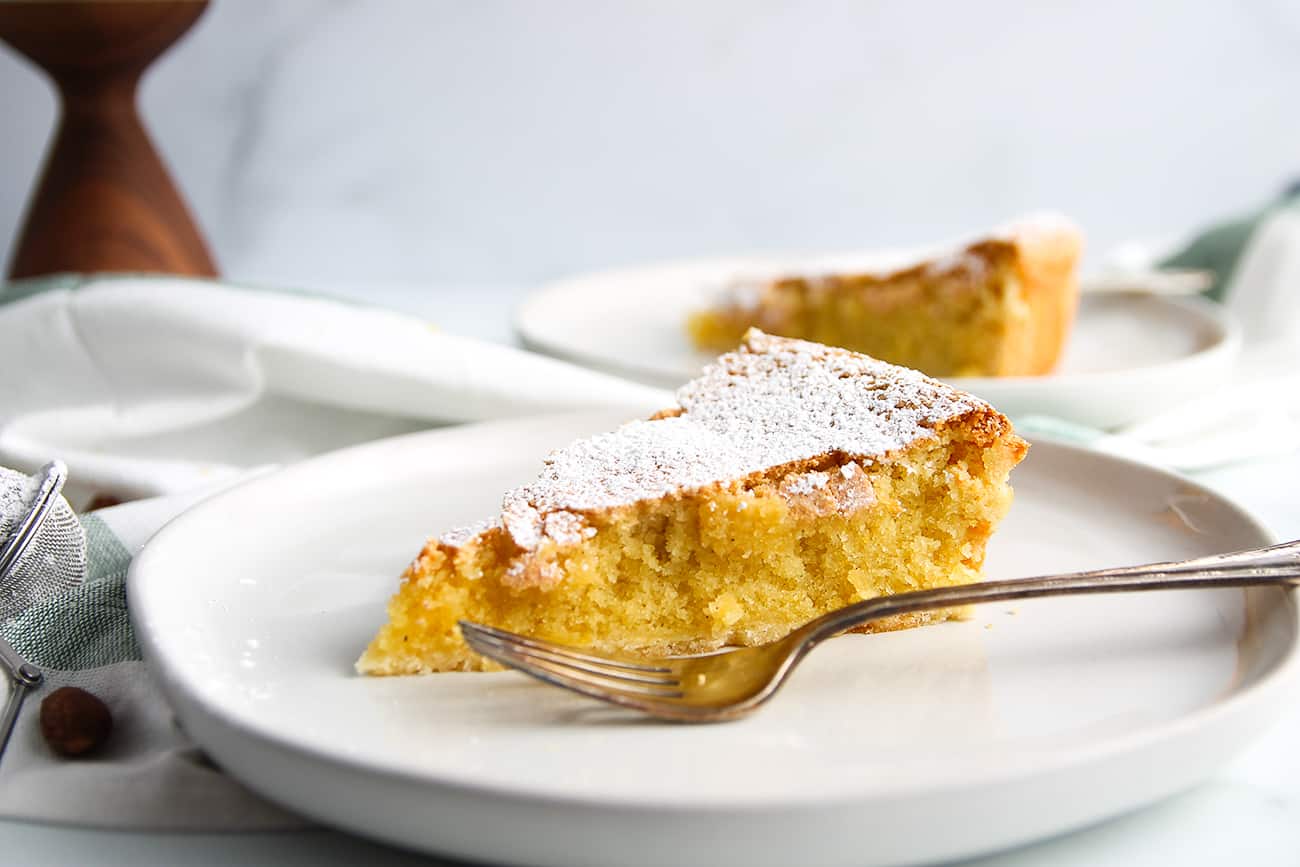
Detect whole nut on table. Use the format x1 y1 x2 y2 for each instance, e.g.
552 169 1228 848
39 686 113 757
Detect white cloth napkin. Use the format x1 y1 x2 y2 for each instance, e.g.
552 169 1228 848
0 275 669 507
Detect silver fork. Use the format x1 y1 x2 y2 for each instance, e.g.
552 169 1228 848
460 539 1300 722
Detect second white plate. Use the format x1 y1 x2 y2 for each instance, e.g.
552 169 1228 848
516 257 1240 428
130 412 1295 867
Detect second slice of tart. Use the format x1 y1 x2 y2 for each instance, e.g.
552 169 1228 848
357 330 1027 674
687 215 1083 377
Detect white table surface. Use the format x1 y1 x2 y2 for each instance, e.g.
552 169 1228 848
4 283 1298 866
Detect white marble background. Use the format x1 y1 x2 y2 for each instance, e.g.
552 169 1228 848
2 0 1300 291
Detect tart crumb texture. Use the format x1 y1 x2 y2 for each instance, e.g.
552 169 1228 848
357 331 1027 675
687 214 1083 377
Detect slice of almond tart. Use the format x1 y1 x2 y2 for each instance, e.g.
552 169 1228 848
357 330 1027 674
687 214 1083 377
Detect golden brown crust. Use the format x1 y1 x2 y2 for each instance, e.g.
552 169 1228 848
932 406 1023 450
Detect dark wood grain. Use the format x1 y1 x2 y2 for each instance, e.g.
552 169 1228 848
0 1 218 279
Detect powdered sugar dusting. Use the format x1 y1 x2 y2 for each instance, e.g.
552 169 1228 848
544 511 596 546
715 278 766 313
478 331 990 550
991 211 1080 245
703 212 1079 313
780 471 829 496
779 461 877 516
439 517 500 548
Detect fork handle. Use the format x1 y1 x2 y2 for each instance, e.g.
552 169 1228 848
803 539 1300 646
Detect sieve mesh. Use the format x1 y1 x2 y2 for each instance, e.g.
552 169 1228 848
0 466 87 622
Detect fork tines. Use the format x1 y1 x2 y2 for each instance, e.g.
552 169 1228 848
458 621 684 702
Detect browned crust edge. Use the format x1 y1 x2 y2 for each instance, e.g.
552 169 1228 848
428 405 1023 567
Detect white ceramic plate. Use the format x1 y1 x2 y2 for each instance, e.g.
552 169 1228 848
130 412 1296 867
515 258 1241 428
